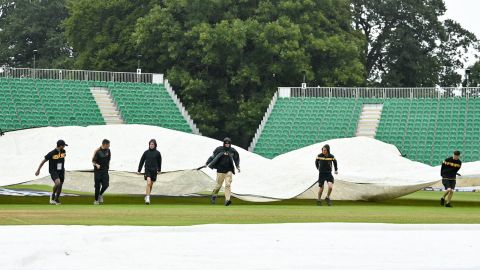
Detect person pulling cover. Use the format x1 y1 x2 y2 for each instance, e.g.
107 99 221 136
315 144 338 206
206 137 240 206
137 139 162 205
92 139 111 205
440 150 462 208
35 140 68 205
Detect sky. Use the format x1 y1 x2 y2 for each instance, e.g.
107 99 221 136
444 0 479 68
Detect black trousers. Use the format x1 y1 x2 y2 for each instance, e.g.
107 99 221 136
94 171 109 201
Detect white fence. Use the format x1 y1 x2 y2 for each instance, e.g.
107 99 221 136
0 67 156 83
287 87 480 99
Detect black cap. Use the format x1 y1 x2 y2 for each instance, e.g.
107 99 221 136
57 140 68 147
223 137 232 144
454 150 461 156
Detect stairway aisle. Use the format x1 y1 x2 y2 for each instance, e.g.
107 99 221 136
356 104 383 138
90 87 123 125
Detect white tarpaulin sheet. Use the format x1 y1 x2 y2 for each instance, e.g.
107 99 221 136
1 125 478 201
1 224 480 270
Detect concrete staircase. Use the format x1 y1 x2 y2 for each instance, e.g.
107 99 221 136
90 87 123 125
356 104 383 138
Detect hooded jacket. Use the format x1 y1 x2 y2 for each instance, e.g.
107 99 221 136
206 146 240 174
138 141 162 173
315 144 338 174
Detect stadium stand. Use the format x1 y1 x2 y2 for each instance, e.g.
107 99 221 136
106 82 192 133
0 78 104 131
252 89 480 165
0 68 199 134
254 98 363 158
377 98 480 165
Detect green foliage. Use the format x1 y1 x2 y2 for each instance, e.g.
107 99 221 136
133 0 365 146
63 0 152 71
0 0 70 68
352 0 478 87
2 0 479 146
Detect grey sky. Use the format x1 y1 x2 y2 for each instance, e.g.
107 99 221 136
444 0 479 67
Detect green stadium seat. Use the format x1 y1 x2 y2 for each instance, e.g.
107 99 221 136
254 96 480 164
108 82 194 133
0 78 104 131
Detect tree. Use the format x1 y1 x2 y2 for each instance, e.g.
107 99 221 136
133 0 365 147
64 0 152 71
0 0 70 68
352 0 478 86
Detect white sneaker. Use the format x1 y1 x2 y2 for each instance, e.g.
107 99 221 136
145 196 150 205
49 199 56 205
94 201 100 205
99 195 104 204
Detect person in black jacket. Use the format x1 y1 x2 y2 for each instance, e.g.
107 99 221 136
35 139 68 205
315 144 338 206
137 139 162 205
205 137 240 206
92 139 111 205
440 150 462 208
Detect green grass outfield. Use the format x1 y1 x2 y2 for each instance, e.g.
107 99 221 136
0 191 479 225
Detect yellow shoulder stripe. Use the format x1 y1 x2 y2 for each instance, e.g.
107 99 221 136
443 161 461 168
317 157 335 161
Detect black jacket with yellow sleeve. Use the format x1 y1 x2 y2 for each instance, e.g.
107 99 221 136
315 153 338 174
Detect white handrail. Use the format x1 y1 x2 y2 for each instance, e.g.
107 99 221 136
285 86 480 99
164 80 201 135
0 67 157 83
248 91 278 152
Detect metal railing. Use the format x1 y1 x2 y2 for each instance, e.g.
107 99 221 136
164 79 201 135
248 92 279 152
0 67 154 83
288 87 480 99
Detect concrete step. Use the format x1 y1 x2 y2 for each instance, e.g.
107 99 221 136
361 115 380 118
359 118 380 122
92 97 112 102
360 112 382 117
98 107 118 111
102 114 121 118
357 121 379 125
93 96 110 99
90 87 123 125
360 116 381 120
357 135 375 138
99 109 119 114
91 90 109 93
357 127 378 132
356 104 383 137
105 119 123 122
97 104 116 109
357 131 376 135
362 109 382 113
357 129 377 134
